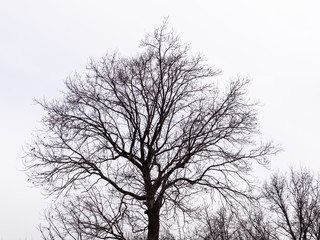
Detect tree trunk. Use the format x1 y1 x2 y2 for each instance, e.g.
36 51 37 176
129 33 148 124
147 205 160 240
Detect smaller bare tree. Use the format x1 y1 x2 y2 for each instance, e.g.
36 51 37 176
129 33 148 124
236 204 279 240
191 203 278 240
39 183 129 240
192 168 320 240
194 207 238 240
263 168 320 240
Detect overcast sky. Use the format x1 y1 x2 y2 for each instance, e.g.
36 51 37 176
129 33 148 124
1 0 320 239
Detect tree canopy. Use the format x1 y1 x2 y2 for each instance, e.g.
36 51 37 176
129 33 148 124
25 22 276 240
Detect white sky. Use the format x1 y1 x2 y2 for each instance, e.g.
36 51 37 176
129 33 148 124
1 0 320 239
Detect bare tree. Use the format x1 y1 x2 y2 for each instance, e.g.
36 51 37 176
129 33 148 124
191 203 278 240
39 183 128 239
263 168 320 240
191 207 239 240
236 204 279 240
25 22 275 240
193 168 320 240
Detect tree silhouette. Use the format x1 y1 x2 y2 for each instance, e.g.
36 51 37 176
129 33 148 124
194 168 320 240
25 22 275 240
263 168 320 239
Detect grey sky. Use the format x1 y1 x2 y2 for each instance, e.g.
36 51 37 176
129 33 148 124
1 0 320 239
